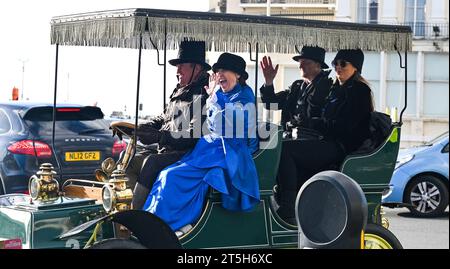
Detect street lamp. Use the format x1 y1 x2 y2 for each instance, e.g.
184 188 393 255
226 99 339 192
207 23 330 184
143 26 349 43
18 58 29 100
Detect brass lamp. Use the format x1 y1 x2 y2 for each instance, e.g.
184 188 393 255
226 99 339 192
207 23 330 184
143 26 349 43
28 163 60 201
101 169 133 213
95 157 116 182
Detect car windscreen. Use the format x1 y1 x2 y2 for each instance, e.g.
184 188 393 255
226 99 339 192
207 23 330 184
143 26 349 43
21 106 110 136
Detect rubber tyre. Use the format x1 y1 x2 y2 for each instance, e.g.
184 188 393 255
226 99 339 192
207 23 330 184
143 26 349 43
405 175 449 218
364 223 403 249
89 238 146 249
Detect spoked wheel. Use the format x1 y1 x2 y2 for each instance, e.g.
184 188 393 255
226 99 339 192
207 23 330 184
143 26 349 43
405 175 449 218
364 223 403 249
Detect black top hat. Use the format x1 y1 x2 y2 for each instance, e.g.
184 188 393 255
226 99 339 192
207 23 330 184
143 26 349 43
292 46 329 69
212 53 249 80
332 49 364 73
168 40 211 70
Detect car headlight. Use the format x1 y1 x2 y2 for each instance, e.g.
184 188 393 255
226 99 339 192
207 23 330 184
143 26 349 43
102 185 116 213
395 154 414 169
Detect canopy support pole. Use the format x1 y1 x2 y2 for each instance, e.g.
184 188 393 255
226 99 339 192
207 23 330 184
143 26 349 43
249 42 259 120
395 43 407 125
149 38 164 67
149 21 167 111
163 19 168 110
133 34 143 148
51 44 63 180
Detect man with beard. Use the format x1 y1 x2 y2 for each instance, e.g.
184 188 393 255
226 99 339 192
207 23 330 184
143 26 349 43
126 40 211 209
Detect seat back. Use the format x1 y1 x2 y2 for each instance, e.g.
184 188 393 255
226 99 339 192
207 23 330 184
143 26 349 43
340 126 401 187
253 122 283 192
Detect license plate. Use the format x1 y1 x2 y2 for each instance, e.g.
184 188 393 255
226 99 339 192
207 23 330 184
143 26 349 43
65 151 100 161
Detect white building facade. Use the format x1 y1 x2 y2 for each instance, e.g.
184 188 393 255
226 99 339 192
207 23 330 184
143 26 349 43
213 0 449 147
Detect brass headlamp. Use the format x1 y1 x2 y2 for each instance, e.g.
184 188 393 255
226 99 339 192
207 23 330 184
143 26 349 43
101 169 133 213
95 157 116 182
29 163 60 201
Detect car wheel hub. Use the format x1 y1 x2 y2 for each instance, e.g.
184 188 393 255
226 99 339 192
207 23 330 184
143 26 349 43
410 181 441 213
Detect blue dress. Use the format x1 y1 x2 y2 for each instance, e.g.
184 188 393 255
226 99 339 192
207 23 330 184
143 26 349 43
143 84 260 231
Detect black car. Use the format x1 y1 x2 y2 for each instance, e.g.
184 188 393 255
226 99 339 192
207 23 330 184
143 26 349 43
0 102 126 194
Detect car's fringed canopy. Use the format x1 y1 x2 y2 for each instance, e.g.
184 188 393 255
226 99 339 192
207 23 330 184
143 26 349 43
51 8 412 53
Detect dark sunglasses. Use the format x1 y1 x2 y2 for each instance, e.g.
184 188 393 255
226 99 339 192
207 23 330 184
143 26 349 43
332 60 349 68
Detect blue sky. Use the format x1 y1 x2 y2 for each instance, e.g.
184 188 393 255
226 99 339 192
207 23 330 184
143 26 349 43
0 0 211 117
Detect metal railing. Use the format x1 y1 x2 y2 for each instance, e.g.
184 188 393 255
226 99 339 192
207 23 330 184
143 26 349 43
400 22 448 39
270 10 334 19
236 4 449 40
241 0 336 5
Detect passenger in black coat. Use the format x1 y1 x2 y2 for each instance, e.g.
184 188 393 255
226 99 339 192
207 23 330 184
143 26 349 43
259 46 332 136
128 41 211 209
276 49 374 225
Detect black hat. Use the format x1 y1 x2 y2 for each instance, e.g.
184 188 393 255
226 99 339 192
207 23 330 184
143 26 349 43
212 53 248 80
292 46 329 69
332 49 364 73
168 40 211 70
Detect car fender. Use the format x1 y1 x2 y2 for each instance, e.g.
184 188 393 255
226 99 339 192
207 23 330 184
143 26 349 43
110 210 181 249
384 168 411 203
59 210 181 249
400 152 448 180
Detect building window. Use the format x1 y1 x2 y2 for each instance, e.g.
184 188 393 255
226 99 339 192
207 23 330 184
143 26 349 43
358 0 379 24
423 52 449 117
405 0 427 37
386 52 418 117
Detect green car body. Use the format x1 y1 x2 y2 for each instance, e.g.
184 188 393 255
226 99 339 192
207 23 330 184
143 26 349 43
0 125 399 249
0 197 113 249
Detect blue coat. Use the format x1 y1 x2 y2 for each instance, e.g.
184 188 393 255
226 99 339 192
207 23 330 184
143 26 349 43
143 84 260 231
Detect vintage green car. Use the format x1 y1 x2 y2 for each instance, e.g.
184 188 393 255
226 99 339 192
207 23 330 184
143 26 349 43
0 8 412 249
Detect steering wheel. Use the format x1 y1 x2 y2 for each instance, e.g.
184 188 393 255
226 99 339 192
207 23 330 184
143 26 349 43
110 121 136 140
96 121 137 182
